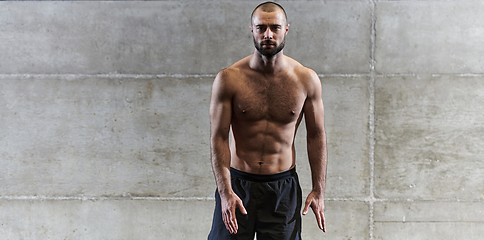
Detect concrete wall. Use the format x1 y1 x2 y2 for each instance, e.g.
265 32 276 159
1 1 483 239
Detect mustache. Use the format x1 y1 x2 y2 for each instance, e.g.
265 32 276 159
260 41 276 45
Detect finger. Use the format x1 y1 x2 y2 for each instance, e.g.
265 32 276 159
225 209 237 234
229 207 238 234
302 199 311 215
223 212 233 234
314 208 326 232
321 212 326 232
315 209 323 230
237 199 247 215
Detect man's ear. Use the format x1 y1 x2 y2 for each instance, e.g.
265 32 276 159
285 24 290 34
250 25 253 33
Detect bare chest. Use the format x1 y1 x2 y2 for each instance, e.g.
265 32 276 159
233 76 306 123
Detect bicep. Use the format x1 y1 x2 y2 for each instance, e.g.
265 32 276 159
210 72 233 141
303 73 325 137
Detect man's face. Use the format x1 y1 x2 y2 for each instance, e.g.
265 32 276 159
251 9 288 57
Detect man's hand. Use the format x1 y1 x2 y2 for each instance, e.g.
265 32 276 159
220 192 247 234
302 191 326 232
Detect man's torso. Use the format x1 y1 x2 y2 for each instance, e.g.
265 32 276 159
226 55 312 174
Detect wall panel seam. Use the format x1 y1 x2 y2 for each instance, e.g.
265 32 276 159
0 74 217 79
1 73 483 80
1 195 481 202
369 1 377 239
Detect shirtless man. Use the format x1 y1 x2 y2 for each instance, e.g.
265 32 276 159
208 2 327 239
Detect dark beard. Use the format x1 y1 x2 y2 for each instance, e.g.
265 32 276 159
253 37 285 57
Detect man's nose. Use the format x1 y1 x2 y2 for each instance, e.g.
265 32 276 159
263 28 273 39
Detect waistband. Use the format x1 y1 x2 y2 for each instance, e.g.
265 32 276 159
230 167 297 182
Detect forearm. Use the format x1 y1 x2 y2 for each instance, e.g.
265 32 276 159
307 131 327 195
211 137 233 196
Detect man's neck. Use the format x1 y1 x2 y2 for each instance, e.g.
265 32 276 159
249 49 286 74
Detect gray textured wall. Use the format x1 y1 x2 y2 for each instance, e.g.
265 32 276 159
1 1 483 239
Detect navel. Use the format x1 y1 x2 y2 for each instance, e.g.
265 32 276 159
242 109 246 113
257 161 264 174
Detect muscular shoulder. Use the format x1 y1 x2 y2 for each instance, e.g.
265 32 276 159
212 68 237 100
213 57 251 98
216 67 241 83
218 55 251 78
286 57 321 96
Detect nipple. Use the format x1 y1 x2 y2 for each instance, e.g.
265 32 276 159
291 110 296 115
242 109 246 113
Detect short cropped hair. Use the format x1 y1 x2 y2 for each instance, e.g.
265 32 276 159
251 1 287 25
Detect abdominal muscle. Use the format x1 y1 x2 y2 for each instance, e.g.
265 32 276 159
229 120 297 175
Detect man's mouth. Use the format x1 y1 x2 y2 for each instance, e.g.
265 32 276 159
262 42 275 47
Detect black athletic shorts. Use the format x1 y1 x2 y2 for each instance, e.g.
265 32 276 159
208 167 302 240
